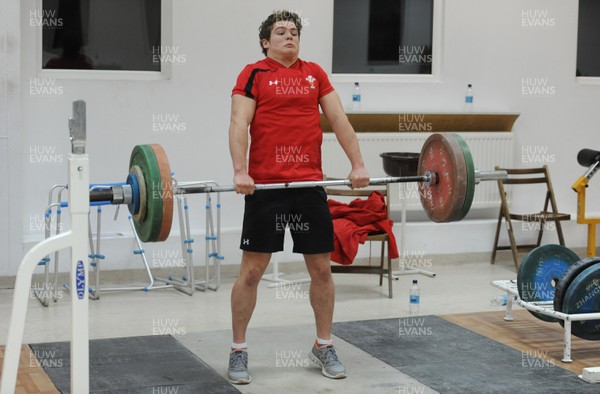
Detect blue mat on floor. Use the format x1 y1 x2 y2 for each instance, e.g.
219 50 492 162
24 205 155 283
332 315 597 394
29 335 239 394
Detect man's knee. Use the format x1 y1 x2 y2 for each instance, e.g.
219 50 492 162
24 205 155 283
312 264 333 279
239 266 264 287
237 252 271 287
305 255 333 281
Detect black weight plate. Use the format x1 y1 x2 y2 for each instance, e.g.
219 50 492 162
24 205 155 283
554 257 600 313
561 263 600 340
517 244 580 322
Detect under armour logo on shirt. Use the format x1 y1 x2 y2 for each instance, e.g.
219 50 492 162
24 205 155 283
269 80 279 86
242 239 250 245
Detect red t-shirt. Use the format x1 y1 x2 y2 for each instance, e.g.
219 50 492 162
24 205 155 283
232 57 334 183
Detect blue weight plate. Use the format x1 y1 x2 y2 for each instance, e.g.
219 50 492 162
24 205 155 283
554 257 600 313
561 262 600 340
130 165 147 223
126 172 140 215
517 244 580 322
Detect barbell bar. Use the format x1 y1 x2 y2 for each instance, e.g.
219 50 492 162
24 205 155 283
87 133 508 242
151 170 509 195
170 171 509 197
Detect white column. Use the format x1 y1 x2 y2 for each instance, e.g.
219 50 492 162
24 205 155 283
68 154 90 392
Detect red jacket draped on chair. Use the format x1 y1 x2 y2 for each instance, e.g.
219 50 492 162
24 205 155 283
328 191 399 265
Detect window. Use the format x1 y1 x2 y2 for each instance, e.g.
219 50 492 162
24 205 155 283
332 0 442 83
37 0 172 79
577 0 600 81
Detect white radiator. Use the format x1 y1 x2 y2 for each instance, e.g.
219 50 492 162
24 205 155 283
322 132 514 211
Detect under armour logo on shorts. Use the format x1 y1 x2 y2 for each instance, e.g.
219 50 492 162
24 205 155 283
242 239 250 245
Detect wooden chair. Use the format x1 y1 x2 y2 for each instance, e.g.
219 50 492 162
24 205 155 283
491 165 571 270
325 181 394 298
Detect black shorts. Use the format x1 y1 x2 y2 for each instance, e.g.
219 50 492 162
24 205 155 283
240 187 334 254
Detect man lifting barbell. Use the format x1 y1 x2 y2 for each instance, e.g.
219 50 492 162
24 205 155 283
226 10 369 384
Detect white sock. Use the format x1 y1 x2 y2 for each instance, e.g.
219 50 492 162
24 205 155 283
316 337 333 346
231 342 248 350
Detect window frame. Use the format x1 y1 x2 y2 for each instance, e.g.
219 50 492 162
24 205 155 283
575 0 600 85
35 0 173 81
576 77 600 86
330 0 444 84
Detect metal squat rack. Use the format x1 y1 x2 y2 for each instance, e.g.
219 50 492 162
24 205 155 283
32 180 222 304
151 179 223 295
491 279 600 363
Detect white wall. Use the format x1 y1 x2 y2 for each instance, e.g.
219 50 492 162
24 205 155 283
3 0 599 276
1 0 23 276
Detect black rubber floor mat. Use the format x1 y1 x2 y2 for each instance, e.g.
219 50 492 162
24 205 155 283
333 315 597 394
29 335 240 394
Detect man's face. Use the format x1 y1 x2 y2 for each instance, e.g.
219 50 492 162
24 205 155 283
262 20 300 59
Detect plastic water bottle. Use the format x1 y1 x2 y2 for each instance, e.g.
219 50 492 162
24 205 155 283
352 82 361 111
491 294 515 306
490 294 508 306
409 279 420 315
464 84 473 112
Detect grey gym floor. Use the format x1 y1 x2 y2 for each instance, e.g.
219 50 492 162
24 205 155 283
0 253 580 393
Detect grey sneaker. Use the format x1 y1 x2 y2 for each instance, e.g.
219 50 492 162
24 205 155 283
228 348 251 384
309 342 347 379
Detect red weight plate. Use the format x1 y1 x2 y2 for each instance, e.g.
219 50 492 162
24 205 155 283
150 144 173 242
418 134 468 222
443 135 468 219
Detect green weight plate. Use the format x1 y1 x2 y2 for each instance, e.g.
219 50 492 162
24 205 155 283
129 145 163 243
562 262 600 340
453 134 475 221
517 244 580 322
554 257 600 314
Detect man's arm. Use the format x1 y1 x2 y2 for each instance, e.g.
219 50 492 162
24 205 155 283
320 91 370 188
228 94 257 194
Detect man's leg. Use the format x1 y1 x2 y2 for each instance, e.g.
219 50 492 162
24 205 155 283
304 253 335 339
231 251 272 343
228 251 271 384
304 253 347 379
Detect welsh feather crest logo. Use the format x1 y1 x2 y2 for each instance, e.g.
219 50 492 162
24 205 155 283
306 75 316 89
